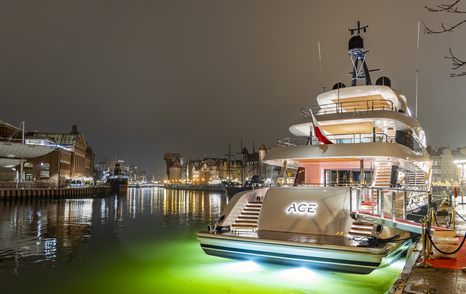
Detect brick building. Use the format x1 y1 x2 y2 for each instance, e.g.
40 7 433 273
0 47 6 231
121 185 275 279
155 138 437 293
25 125 94 187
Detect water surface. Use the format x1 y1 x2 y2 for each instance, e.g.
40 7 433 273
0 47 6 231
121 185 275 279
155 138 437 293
0 188 404 293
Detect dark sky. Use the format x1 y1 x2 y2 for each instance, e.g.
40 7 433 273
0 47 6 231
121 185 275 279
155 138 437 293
1 0 465 178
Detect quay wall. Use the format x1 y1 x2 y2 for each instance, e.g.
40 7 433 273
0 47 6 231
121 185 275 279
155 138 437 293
0 186 111 200
164 184 226 192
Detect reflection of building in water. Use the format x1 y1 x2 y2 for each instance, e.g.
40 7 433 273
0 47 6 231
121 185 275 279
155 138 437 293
0 199 93 268
123 188 226 223
159 189 225 219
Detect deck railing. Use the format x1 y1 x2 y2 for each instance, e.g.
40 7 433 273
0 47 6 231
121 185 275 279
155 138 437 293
277 132 389 147
301 99 395 117
348 186 430 234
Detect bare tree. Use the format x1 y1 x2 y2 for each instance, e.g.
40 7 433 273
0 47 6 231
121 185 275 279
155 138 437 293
424 0 466 76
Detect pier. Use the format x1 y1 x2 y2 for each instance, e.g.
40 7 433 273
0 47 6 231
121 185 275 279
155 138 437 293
0 186 111 200
390 201 466 293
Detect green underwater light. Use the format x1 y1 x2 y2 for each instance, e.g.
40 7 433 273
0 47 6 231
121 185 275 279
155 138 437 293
58 238 404 294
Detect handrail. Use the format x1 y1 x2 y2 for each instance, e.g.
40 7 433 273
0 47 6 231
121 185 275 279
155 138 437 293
348 186 430 233
301 99 395 117
277 132 389 147
292 183 429 193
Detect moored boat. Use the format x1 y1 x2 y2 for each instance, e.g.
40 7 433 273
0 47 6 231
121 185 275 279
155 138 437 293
197 22 431 274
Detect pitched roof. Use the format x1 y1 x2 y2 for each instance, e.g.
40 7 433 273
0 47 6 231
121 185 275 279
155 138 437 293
26 132 78 145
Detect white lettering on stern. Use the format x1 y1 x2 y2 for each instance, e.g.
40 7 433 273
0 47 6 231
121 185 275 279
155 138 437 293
286 202 318 216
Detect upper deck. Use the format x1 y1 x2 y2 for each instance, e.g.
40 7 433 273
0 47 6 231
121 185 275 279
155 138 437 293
309 85 409 115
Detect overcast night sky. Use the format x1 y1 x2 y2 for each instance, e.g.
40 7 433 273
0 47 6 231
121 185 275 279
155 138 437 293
1 0 465 177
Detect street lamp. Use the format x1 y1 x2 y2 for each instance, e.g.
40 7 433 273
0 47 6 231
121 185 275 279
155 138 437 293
454 159 466 204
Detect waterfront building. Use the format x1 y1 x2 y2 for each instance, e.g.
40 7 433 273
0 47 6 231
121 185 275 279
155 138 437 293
428 146 466 186
193 158 242 184
0 120 56 185
164 153 184 182
24 125 95 187
164 145 274 184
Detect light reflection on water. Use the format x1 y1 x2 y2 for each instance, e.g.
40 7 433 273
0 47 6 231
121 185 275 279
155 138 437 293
0 188 227 275
0 188 404 293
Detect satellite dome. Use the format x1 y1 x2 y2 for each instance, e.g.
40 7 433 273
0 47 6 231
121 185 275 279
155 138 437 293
332 82 346 90
348 35 364 50
376 76 391 87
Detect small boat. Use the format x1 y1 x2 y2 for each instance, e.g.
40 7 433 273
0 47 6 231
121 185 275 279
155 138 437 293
107 163 128 194
224 175 265 196
197 22 430 274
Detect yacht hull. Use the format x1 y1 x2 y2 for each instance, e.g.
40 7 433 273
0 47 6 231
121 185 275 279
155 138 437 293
197 232 412 274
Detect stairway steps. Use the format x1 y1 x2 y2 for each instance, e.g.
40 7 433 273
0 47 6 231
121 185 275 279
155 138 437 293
237 216 258 219
348 230 372 237
231 223 257 228
234 220 257 225
241 212 260 215
351 225 373 230
246 204 262 207
231 201 264 231
352 221 373 226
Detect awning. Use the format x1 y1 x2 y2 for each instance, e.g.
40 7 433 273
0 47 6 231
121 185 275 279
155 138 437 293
0 157 25 168
0 142 56 159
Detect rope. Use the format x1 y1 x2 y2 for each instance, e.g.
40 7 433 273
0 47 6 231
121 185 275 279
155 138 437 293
456 210 466 222
427 229 466 255
432 209 451 229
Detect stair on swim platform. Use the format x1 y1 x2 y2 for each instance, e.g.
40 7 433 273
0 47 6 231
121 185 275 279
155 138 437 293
348 221 375 237
231 201 263 231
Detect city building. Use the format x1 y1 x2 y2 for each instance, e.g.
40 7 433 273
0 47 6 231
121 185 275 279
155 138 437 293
187 158 242 184
163 143 282 184
24 125 95 187
428 146 466 186
164 153 183 182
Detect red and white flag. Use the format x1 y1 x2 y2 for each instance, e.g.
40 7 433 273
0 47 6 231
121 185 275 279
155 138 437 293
310 111 333 144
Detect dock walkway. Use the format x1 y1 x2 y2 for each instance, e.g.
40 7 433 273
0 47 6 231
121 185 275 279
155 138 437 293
0 186 111 200
398 200 466 293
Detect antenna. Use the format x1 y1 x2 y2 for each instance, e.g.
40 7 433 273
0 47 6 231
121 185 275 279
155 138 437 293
318 41 325 93
347 21 378 86
415 21 420 118
349 21 368 36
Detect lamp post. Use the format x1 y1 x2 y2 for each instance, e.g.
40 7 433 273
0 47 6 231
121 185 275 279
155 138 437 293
454 159 466 205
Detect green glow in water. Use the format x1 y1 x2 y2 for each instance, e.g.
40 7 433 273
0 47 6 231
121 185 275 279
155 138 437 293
57 234 404 294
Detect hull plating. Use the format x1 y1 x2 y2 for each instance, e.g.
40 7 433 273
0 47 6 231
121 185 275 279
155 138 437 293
197 233 412 274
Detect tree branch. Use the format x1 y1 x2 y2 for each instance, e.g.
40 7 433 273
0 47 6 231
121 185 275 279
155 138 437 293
445 47 466 77
426 0 466 13
424 19 466 33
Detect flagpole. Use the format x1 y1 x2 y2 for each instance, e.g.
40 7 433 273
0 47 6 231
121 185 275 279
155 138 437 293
415 20 420 118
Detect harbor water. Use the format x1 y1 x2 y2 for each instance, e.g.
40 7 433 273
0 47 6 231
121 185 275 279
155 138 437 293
0 188 405 293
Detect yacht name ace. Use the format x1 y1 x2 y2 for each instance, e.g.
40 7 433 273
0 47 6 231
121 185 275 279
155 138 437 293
286 202 318 216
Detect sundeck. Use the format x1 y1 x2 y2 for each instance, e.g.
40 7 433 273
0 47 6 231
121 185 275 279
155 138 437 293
197 22 431 274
